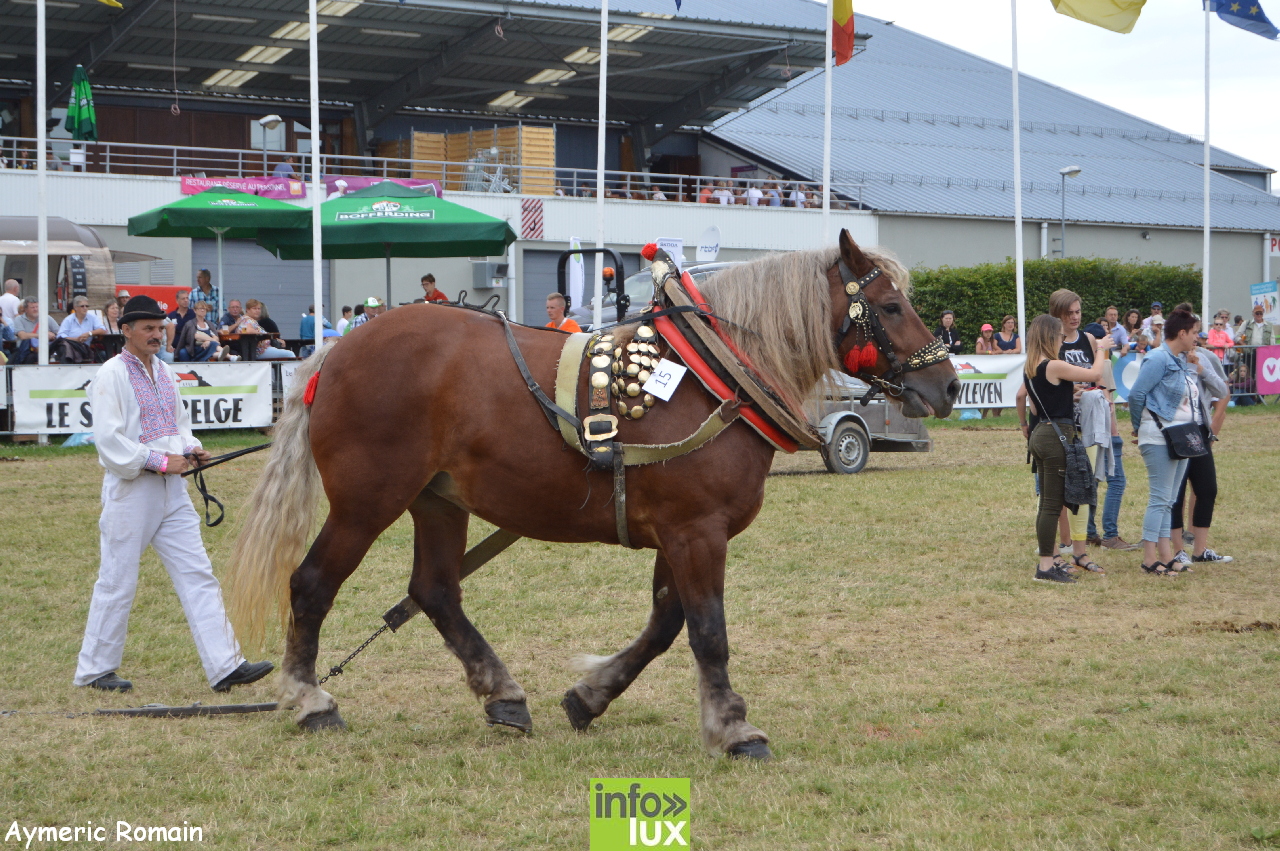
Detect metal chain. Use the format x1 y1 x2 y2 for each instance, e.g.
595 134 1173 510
318 623 390 685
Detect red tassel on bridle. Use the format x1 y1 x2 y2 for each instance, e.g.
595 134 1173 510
303 371 321 406
843 342 878 373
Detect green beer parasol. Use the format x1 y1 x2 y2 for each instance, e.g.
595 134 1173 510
128 187 311 320
256 181 517 305
64 65 97 142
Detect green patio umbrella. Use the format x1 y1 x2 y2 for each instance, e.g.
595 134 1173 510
64 65 97 142
128 187 311 321
256 181 517 306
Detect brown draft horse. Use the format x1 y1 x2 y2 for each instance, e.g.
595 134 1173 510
226 231 959 759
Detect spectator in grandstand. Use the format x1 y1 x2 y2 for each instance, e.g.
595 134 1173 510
788 183 808 208
935 310 963 356
102 301 122 334
421 274 449 303
711 181 734 205
345 297 382 334
1103 306 1127 352
167 290 194 343
190 269 217 311
1206 314 1235 362
58 295 107 343
744 182 764 206
219 299 243 332
228 299 295 360
273 155 297 178
336 305 352 336
765 181 782 207
1141 302 1164 337
12 297 59 362
0 278 20 325
175 299 221 362
298 304 332 340
1121 309 1143 352
975 323 998 355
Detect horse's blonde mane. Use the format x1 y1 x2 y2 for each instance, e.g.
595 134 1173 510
694 245 910 416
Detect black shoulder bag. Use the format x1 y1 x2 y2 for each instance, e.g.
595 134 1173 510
1149 370 1208 460
1027 378 1096 510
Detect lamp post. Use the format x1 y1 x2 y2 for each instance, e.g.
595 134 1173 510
1058 165 1081 258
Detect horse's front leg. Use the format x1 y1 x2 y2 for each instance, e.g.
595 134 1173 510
562 550 686 730
662 529 771 760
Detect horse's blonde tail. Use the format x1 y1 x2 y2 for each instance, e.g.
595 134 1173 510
224 345 334 652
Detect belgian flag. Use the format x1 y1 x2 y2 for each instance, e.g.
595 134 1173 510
833 0 854 65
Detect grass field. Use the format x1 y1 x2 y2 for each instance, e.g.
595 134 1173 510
1 407 1278 850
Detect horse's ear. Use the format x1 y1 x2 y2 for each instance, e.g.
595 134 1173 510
838 229 871 275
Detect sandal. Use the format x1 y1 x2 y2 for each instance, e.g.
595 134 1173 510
1141 561 1178 577
1053 555 1080 574
1072 554 1105 574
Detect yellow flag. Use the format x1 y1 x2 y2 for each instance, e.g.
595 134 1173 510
96 0 124 7
1050 0 1146 34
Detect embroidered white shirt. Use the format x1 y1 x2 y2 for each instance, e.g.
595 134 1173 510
91 350 200 479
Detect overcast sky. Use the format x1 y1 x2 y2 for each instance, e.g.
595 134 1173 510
848 1 1278 180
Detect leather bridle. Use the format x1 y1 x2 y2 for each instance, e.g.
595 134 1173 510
831 259 951 403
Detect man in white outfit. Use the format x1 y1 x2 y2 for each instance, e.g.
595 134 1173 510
74 295 273 693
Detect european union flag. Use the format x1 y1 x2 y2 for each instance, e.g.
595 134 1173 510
1207 0 1279 39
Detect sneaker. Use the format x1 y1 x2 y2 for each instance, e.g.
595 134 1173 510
1060 543 1073 556
1171 550 1191 565
1101 536 1141 551
1034 565 1077 584
228 354 241 363
1192 548 1234 564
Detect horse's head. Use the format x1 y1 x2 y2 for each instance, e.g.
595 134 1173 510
828 230 959 419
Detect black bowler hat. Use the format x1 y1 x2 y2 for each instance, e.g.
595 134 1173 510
121 295 166 325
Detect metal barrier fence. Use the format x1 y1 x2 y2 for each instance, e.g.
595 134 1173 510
0 134 867 208
1216 344 1277 404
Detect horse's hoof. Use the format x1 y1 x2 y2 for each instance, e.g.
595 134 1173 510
561 688 597 732
485 699 532 733
727 738 772 761
299 708 346 732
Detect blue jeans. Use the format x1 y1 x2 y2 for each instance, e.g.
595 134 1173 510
178 342 216 362
1087 435 1127 540
1139 443 1189 544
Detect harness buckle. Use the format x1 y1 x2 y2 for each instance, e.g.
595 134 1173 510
583 414 620 442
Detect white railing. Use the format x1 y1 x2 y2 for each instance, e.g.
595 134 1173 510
0 135 868 209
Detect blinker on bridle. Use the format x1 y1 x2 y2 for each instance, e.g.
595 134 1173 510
833 260 951 403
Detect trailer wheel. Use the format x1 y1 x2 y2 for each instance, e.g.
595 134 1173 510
823 420 870 474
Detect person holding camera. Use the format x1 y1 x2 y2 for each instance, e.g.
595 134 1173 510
73 295 272 694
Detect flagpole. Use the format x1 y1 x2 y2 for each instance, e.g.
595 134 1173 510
36 0 49 368
309 0 323 351
1010 0 1026 345
822 0 833 241
1202 1 1212 315
592 0 608 330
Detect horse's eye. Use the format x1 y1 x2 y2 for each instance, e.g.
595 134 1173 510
882 303 902 315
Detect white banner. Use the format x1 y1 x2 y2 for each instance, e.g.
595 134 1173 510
11 362 273 434
950 353 1026 409
657 237 684 272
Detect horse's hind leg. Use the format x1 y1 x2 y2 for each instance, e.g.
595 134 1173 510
562 550 685 731
407 490 531 733
280 516 384 731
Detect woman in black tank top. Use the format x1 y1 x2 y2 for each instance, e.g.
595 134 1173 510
1023 314 1113 584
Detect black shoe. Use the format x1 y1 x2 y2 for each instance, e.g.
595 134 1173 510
1034 565 1077 584
88 672 133 692
213 660 274 693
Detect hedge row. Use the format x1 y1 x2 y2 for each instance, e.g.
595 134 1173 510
907 257 1202 344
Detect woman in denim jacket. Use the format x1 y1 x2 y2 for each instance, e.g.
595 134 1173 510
1127 307 1204 576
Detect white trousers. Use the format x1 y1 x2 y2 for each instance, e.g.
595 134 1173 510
74 472 244 687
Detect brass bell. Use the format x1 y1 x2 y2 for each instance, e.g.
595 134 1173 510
626 382 641 397
598 334 614 343
638 370 651 384
845 281 860 296
593 344 611 355
641 356 653 368
627 363 640 376
643 393 655 407
590 372 610 389
647 344 661 355
612 361 622 375
630 405 646 418
627 342 640 353
636 325 655 339
614 347 623 358
591 354 610 369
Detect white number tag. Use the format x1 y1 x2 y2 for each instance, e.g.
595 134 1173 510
642 359 687 401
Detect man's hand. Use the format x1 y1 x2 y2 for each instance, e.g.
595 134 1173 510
164 454 191 475
190 448 212 465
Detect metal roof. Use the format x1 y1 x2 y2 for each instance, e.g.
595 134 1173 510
710 14 1280 231
0 0 840 138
